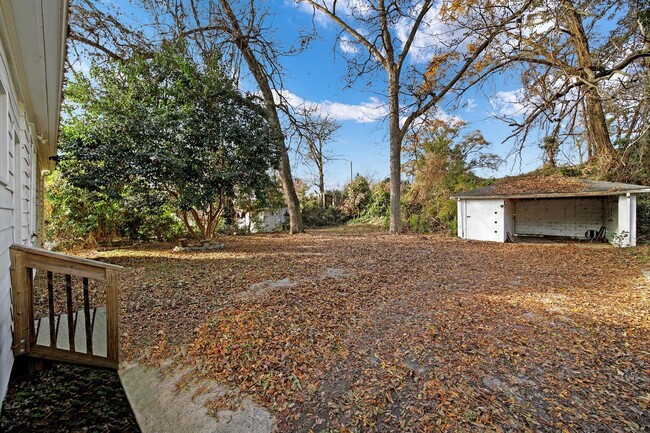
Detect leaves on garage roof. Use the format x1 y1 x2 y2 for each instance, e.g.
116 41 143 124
491 174 586 195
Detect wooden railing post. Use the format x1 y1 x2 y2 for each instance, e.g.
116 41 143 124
105 269 119 365
10 249 31 356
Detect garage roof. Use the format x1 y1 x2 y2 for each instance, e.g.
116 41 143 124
452 176 650 199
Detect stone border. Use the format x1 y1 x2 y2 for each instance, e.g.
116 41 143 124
172 243 224 252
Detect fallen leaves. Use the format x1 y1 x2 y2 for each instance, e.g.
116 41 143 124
82 227 650 432
491 174 586 195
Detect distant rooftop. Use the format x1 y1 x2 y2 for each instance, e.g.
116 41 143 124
451 175 650 199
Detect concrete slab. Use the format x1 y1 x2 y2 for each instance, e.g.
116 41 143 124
119 362 274 433
323 268 348 278
236 278 297 300
34 307 107 356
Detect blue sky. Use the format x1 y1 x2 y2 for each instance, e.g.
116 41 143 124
78 1 553 191
258 1 548 192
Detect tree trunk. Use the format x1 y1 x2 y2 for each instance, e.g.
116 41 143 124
277 144 304 234
388 67 402 234
584 91 615 162
219 0 303 233
563 0 615 165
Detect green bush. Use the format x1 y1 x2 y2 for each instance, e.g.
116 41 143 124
361 179 390 220
339 175 372 218
45 172 187 248
301 200 347 227
402 118 497 234
637 196 650 243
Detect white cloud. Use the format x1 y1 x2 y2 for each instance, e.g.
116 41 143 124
276 89 388 123
465 98 477 112
294 1 333 27
70 59 91 76
431 107 463 123
295 1 464 65
393 2 455 64
489 88 529 117
400 107 463 129
338 35 359 54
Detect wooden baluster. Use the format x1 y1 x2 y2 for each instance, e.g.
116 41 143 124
65 274 75 351
47 271 55 347
35 318 41 344
10 245 122 368
55 315 61 346
27 268 35 346
83 278 93 354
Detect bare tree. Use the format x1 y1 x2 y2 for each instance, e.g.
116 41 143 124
293 107 342 207
301 0 531 233
481 0 650 171
214 0 305 233
68 0 306 233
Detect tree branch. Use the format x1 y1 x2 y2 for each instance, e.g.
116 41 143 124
302 0 387 65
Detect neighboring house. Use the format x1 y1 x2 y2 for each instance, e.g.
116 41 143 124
0 0 68 404
238 207 289 233
452 176 650 247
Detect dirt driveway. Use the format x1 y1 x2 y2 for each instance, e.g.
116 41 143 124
93 226 650 432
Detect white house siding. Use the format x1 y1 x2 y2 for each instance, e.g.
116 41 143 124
503 199 515 238
514 198 605 239
238 208 288 233
0 29 39 405
456 200 465 238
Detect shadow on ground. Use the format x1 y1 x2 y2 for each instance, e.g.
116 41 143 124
0 361 139 433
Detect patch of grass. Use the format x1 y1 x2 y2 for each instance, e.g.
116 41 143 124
630 244 650 266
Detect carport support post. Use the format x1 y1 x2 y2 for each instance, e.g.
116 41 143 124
628 193 637 247
617 193 637 247
457 199 465 238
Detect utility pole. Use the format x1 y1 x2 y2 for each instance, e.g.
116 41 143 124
350 160 353 184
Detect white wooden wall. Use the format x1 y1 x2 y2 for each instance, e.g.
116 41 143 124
238 208 288 233
514 198 605 238
0 34 38 405
458 195 638 246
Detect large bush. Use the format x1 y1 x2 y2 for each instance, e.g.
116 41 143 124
301 199 347 227
60 39 279 240
45 173 186 248
339 175 372 218
402 118 498 233
361 179 391 221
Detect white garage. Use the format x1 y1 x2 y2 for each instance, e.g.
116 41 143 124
452 177 650 246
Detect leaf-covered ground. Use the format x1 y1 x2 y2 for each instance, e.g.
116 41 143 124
92 225 649 432
0 362 139 432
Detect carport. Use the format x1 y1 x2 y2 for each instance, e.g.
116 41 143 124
452 177 650 246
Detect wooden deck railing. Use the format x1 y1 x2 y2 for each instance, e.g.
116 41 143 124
10 245 122 369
